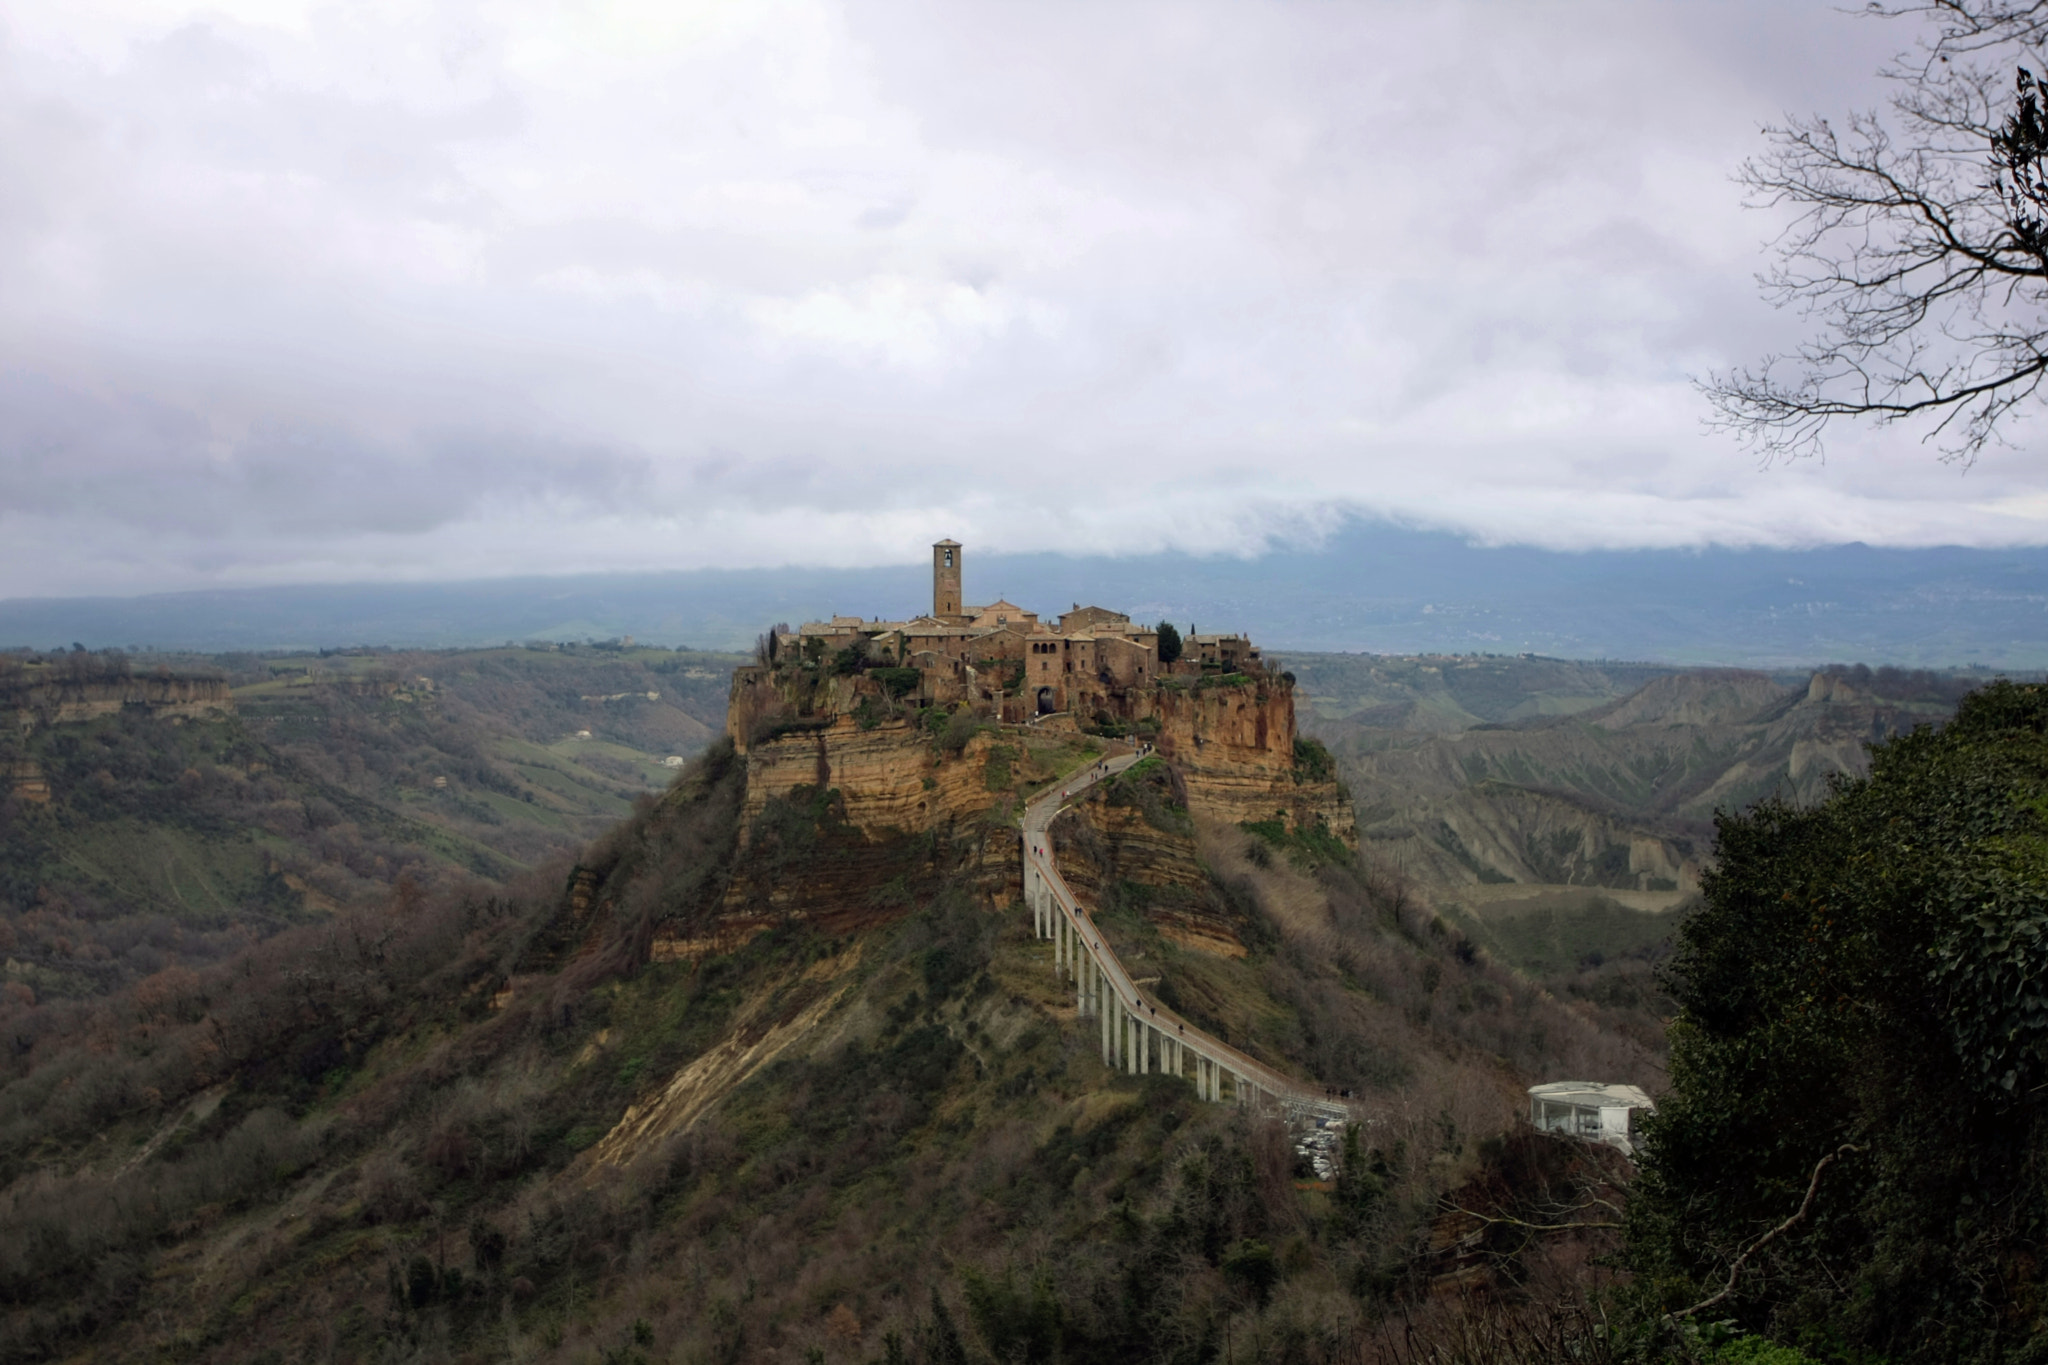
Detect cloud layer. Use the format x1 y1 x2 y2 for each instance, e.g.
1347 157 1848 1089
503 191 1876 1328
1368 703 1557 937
3 0 2044 596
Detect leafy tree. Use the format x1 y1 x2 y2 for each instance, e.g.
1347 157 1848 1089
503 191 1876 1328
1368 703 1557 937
1329 1124 1386 1237
1704 2 2048 462
1156 622 1183 665
1629 681 2048 1362
1220 1238 1279 1309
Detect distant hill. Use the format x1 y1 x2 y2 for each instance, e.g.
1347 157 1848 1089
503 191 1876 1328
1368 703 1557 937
1294 656 1976 892
1284 654 1982 1001
6 520 2048 666
0 645 742 1003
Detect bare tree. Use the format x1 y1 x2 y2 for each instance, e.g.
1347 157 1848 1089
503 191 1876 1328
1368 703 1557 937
1705 1 2048 463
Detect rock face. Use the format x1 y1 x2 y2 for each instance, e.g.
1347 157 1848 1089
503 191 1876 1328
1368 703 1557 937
646 652 1356 965
727 660 1351 850
735 714 1002 840
1145 680 1356 841
4 672 234 732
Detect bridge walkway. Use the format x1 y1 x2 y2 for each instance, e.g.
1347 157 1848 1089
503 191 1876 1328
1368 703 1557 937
1020 753 1352 1125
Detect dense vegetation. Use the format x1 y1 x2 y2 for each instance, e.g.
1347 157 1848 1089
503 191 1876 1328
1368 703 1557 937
1631 681 2048 1362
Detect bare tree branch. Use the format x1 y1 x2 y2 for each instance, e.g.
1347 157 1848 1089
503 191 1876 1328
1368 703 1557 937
1703 3 2048 463
1669 1143 1865 1321
1442 1202 1623 1234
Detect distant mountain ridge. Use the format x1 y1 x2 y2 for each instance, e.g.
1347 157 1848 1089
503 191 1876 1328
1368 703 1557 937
6 519 2048 666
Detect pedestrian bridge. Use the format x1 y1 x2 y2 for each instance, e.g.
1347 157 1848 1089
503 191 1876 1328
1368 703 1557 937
1021 755 1352 1125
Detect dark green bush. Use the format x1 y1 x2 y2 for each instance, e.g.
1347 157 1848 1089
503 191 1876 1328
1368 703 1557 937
1629 681 2048 1362
871 667 921 699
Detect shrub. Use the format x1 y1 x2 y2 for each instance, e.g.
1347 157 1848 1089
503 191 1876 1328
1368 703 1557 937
871 667 921 700
939 710 980 756
1292 736 1335 784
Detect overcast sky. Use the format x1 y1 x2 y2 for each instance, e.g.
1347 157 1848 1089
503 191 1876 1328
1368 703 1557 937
4 0 2045 598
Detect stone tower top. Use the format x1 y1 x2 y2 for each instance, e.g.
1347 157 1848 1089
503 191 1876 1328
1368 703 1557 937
933 539 962 618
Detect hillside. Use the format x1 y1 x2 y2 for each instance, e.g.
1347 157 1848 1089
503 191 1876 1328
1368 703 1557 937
0 646 741 1004
0 657 1657 1364
1283 653 1686 733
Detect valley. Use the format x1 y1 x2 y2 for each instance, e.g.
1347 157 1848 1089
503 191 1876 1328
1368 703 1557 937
0 636 2009 1363
1286 654 1981 996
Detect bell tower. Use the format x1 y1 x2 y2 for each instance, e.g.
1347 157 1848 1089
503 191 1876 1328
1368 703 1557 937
933 539 962 617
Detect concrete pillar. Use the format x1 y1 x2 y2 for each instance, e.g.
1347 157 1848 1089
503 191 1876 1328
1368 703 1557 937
1139 1023 1150 1075
1100 983 1113 1065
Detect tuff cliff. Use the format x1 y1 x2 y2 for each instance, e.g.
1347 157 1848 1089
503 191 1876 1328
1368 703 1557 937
635 657 1355 965
1048 763 1260 960
1141 678 1355 842
3 670 234 731
725 660 1351 852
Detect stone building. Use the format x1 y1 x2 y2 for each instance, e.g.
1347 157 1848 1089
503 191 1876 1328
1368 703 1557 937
790 539 1256 720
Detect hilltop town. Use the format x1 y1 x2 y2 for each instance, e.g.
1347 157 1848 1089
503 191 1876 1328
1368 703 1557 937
703 538 1353 957
778 539 1260 723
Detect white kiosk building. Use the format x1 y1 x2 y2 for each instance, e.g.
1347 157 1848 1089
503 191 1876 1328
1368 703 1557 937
1528 1081 1655 1156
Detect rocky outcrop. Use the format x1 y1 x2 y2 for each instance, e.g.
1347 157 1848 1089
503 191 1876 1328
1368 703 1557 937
734 715 1006 840
4 672 234 732
1147 680 1356 843
673 653 1353 965
4 760 49 804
